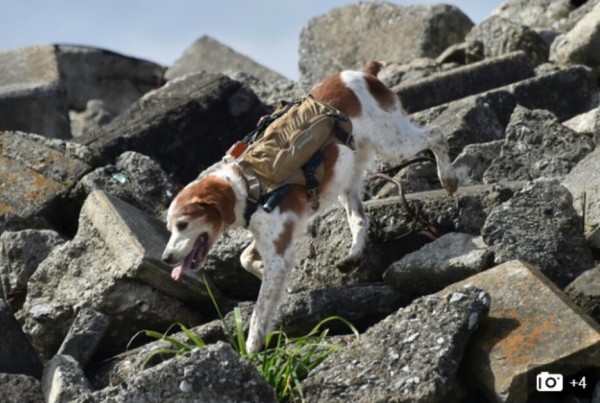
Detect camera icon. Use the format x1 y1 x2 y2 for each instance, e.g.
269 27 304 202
536 372 563 392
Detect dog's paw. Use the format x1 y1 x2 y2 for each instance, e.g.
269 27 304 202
335 255 360 273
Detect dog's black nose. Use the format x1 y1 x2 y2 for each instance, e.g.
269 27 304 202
162 252 174 264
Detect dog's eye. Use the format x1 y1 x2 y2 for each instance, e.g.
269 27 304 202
176 222 188 231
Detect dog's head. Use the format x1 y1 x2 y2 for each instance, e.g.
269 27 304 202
162 175 236 280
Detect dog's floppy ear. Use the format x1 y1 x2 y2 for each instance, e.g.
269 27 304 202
195 179 236 226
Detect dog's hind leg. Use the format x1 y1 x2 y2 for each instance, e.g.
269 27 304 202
240 241 264 279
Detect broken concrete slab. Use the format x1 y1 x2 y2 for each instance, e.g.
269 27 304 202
42 354 91 403
452 140 504 186
79 72 267 184
78 342 277 403
465 16 549 66
442 260 600 403
562 146 600 249
550 2 600 76
57 308 110 369
482 179 594 288
72 151 178 222
166 35 286 83
0 131 95 233
384 233 494 298
0 45 71 139
0 300 43 379
299 3 473 89
0 374 44 403
0 229 66 311
508 65 597 121
484 106 594 183
565 266 600 324
563 106 600 145
20 191 222 360
396 51 534 113
56 45 165 114
302 286 490 403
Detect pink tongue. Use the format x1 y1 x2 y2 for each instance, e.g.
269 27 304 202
170 236 205 281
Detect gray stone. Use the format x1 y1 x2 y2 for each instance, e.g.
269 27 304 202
79 72 267 184
482 179 594 288
384 233 494 297
0 300 43 379
42 355 91 403
56 45 164 113
0 374 44 403
484 106 594 183
302 286 490 403
413 94 505 157
201 228 260 301
20 191 215 360
0 229 66 311
0 45 70 139
564 0 600 32
396 51 534 113
442 260 600 403
452 140 504 186
166 35 286 83
0 131 95 233
565 266 600 324
77 342 277 403
563 106 600 145
57 309 110 368
466 16 549 66
379 58 455 89
507 65 597 121
563 146 600 249
230 72 305 109
289 182 522 293
551 2 600 76
490 0 574 31
299 3 473 89
72 151 178 221
69 99 115 138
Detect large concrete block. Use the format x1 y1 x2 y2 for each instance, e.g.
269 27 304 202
165 35 286 83
0 131 94 233
0 45 70 139
442 260 600 402
80 72 267 184
396 51 534 113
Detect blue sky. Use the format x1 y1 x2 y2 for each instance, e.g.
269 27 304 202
0 1 504 80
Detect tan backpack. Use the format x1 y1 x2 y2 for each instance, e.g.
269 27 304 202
231 96 353 193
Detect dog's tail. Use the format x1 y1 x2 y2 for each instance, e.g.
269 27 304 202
362 60 385 77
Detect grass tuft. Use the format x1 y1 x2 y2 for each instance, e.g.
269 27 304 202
130 277 359 402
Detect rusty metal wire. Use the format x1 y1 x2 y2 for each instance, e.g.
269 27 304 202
369 156 440 241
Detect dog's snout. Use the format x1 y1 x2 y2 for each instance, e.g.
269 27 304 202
162 251 175 264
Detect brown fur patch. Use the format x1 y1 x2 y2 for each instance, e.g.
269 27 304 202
362 60 384 76
278 184 308 216
365 75 397 112
274 220 294 255
174 176 237 226
310 74 362 117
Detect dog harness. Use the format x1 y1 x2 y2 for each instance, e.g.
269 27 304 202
226 96 354 227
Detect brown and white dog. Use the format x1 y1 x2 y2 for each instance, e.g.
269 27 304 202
161 61 458 354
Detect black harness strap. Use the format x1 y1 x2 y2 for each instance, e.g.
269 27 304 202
302 150 324 210
243 185 293 227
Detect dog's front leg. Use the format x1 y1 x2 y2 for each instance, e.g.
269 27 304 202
336 189 369 272
246 255 289 354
